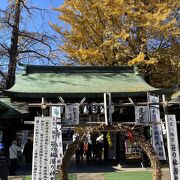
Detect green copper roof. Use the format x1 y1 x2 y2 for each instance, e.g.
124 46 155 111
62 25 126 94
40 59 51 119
4 65 159 98
0 97 29 114
0 97 29 119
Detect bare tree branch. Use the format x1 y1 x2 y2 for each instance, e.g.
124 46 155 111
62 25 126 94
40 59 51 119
19 31 53 50
0 43 9 51
20 0 31 15
18 49 56 64
0 0 60 88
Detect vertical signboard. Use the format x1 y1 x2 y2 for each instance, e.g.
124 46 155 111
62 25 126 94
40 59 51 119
108 93 113 125
148 93 166 160
49 117 57 179
151 124 166 160
32 117 57 180
135 106 148 125
165 115 180 180
32 117 51 180
65 104 79 125
51 106 63 170
148 94 160 123
104 93 108 125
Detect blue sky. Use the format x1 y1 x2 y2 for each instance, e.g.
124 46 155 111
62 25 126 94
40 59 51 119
0 0 64 25
30 0 64 9
0 0 65 33
0 0 64 9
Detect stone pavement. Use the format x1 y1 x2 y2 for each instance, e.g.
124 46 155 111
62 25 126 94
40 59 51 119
8 168 170 180
8 161 170 180
76 173 104 180
75 169 170 180
8 176 24 180
73 165 170 180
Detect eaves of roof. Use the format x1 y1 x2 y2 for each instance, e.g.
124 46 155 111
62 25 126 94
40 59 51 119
0 97 29 114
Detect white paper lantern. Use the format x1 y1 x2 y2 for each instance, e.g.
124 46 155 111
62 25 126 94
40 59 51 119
100 106 104 114
91 106 98 114
83 106 89 114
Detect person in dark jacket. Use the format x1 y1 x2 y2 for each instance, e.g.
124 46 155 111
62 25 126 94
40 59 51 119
23 139 33 170
75 142 84 165
0 143 8 180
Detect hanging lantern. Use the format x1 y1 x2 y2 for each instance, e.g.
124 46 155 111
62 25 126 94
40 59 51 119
83 106 89 114
91 105 98 114
99 106 104 114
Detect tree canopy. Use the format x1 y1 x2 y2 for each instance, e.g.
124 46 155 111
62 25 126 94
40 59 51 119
52 0 180 87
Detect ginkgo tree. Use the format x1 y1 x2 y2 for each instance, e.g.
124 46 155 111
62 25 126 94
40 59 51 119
52 0 179 87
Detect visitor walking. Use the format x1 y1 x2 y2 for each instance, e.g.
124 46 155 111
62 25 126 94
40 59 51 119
75 142 84 165
9 140 21 175
83 141 92 164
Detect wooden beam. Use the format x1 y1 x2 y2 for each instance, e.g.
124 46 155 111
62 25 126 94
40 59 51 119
28 102 180 108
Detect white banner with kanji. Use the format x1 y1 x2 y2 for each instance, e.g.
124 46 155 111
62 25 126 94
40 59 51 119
148 93 166 160
151 124 166 160
65 104 79 125
165 115 180 180
51 106 63 170
135 106 148 125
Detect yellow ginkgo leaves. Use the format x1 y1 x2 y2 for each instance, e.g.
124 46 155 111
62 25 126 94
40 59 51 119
52 0 179 87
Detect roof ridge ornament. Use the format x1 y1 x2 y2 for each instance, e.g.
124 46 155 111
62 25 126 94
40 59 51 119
18 62 27 68
18 63 28 75
134 66 140 75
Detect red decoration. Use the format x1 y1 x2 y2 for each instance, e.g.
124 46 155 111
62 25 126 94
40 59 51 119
127 130 134 141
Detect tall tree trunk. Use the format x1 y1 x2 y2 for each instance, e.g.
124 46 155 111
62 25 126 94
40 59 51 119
137 134 162 180
6 0 21 89
59 132 87 180
59 140 79 180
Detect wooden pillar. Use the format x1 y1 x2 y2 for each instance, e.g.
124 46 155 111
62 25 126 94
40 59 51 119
116 133 120 163
103 132 108 162
117 133 126 165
